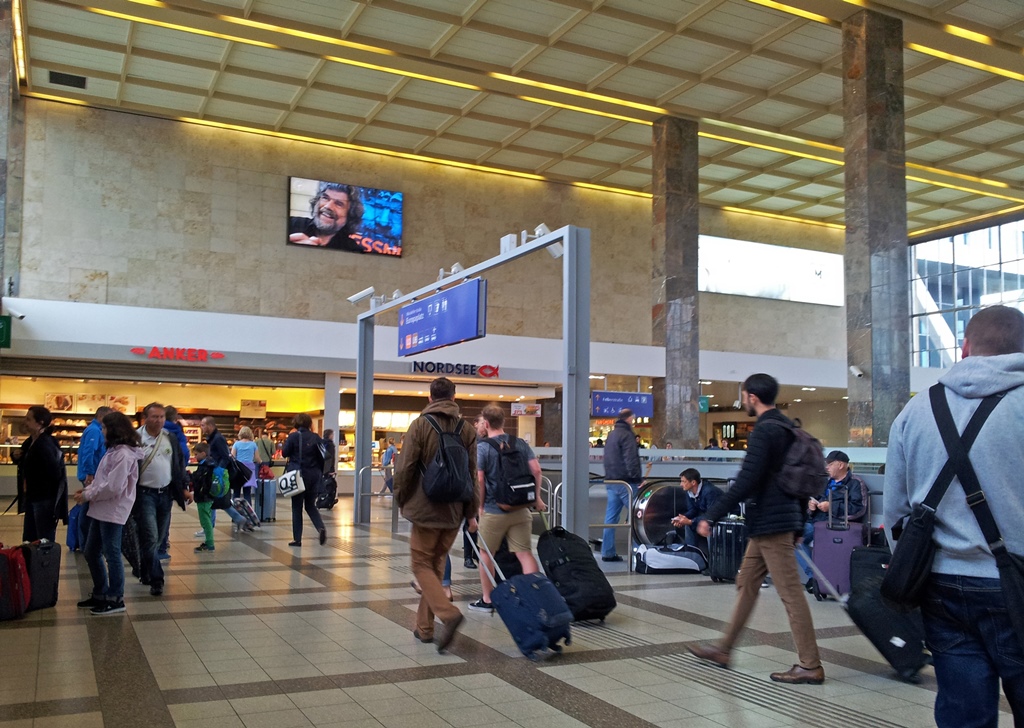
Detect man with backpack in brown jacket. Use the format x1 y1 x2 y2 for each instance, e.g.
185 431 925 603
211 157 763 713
394 377 479 652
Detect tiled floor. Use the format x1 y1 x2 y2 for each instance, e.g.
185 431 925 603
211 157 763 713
0 497 1013 727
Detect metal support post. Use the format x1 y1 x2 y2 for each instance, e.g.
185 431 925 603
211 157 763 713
353 317 375 524
562 226 591 538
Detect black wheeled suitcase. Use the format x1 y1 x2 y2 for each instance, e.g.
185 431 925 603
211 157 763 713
19 540 61 611
709 518 747 582
316 474 338 510
804 545 929 683
537 525 616 621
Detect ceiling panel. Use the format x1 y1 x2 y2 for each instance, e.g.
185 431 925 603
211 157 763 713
19 0 1024 235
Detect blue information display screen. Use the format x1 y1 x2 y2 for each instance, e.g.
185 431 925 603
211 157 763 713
398 278 488 357
591 391 654 418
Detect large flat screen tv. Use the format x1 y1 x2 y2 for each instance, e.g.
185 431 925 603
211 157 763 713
287 176 403 257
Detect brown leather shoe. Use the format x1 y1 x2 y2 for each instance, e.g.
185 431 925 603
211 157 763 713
436 613 464 653
687 642 730 668
769 664 825 685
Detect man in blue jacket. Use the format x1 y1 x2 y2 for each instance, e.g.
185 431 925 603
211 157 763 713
600 408 642 562
671 467 722 553
689 373 823 685
77 405 112 487
885 305 1024 727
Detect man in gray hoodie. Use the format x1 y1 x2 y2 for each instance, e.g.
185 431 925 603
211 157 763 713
885 305 1024 728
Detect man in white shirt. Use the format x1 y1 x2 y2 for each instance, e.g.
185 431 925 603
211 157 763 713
136 402 187 596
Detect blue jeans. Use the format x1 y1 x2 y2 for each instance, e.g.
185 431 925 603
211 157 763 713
924 573 1024 728
136 487 173 588
602 482 636 558
83 516 125 602
795 520 817 580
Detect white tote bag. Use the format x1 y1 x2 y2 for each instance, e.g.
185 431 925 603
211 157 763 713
277 470 306 498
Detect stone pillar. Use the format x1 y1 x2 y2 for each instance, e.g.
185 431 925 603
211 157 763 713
0 5 14 295
843 10 910 446
540 389 563 448
323 373 341 468
651 116 700 449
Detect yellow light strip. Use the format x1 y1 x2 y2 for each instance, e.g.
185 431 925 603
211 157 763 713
907 43 1024 82
571 182 650 198
906 162 1009 189
24 91 90 106
721 206 846 230
322 56 480 91
518 96 652 125
86 6 281 49
12 0 26 82
745 0 836 25
942 24 995 46
489 72 670 115
704 119 843 153
906 175 1024 204
910 204 1024 238
699 132 842 165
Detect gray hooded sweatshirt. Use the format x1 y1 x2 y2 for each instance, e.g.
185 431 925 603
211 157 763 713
884 352 1024 579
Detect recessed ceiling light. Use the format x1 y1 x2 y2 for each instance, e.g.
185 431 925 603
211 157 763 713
801 387 816 391
793 398 802 402
842 396 849 400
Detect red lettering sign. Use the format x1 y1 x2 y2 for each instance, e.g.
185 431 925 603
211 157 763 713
132 346 223 362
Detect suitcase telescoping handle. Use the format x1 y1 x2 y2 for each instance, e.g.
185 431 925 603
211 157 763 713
466 519 506 588
827 486 851 531
799 543 848 606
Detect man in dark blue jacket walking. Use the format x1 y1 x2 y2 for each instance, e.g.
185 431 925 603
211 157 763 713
600 408 642 562
689 373 824 685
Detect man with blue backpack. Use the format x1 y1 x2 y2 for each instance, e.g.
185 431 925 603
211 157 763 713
394 377 479 652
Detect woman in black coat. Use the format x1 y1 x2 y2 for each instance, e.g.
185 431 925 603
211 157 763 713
281 413 326 547
18 406 67 542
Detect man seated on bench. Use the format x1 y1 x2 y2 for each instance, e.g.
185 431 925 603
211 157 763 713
670 468 723 555
796 450 869 590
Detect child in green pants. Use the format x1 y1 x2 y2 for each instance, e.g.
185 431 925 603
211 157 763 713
189 443 252 552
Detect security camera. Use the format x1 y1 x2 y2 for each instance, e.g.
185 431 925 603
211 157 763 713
347 286 375 304
849 365 864 378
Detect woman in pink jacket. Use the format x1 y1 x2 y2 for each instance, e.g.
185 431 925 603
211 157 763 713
74 411 143 616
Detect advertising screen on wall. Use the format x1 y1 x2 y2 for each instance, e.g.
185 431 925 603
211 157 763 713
699 235 843 306
287 177 403 256
398 278 487 357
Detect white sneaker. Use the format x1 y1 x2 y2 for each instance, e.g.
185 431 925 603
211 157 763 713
194 530 205 538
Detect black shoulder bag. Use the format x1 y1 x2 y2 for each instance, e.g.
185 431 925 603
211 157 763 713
880 384 1005 611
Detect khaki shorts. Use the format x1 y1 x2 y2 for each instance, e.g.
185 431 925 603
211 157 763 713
479 509 533 555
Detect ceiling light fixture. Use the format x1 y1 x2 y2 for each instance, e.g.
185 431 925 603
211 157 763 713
720 206 845 230
910 203 1024 238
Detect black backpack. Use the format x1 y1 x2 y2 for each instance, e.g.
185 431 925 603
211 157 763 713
772 421 829 499
420 415 474 503
486 436 536 508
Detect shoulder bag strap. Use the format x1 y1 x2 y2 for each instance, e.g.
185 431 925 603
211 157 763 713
138 432 164 479
931 384 1011 553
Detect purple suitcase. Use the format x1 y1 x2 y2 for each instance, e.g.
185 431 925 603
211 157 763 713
810 489 866 597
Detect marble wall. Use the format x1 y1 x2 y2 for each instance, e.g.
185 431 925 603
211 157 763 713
17 98 845 356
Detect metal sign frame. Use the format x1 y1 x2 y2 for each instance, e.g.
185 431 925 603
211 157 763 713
353 225 592 538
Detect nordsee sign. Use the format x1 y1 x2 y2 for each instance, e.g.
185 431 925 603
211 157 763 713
412 361 499 378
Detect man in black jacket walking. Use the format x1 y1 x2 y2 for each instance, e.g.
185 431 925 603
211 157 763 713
689 373 824 685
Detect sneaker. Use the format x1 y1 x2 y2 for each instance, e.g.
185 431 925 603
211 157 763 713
601 555 624 562
194 530 205 538
77 596 103 609
463 558 478 569
319 528 327 545
194 543 215 553
150 585 163 596
158 551 171 561
468 598 494 613
90 601 126 616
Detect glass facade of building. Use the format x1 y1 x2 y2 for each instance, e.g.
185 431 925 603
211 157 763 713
911 219 1024 368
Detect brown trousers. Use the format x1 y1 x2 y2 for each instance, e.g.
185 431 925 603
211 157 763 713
408 524 461 637
721 530 821 669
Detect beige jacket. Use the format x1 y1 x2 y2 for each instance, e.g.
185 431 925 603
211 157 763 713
394 399 479 529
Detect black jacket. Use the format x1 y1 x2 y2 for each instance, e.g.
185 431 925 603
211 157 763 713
17 430 69 524
206 429 232 469
705 409 804 538
282 428 325 493
603 419 641 483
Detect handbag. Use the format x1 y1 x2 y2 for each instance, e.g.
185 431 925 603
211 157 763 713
277 470 306 498
881 384 1007 611
258 464 274 481
228 459 252 487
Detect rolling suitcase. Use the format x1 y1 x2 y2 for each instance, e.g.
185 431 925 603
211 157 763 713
471 528 572 661
255 479 277 522
809 489 866 598
709 517 747 582
232 498 261 529
19 540 61 611
850 544 891 590
802 545 929 683
537 523 616 621
0 543 31 621
121 514 141 578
